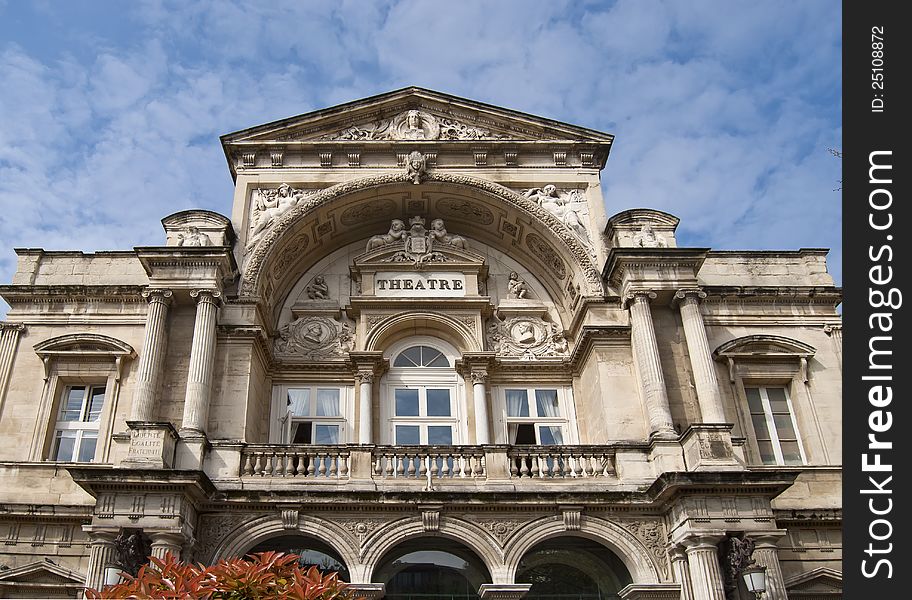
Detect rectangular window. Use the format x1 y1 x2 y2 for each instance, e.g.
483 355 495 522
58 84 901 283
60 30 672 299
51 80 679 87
50 385 106 462
745 386 805 465
279 386 348 445
504 388 566 445
390 386 457 445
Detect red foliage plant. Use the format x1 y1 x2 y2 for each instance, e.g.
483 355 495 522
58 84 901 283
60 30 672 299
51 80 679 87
85 551 361 600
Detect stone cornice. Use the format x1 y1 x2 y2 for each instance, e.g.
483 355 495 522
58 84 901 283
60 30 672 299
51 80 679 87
0 284 146 304
569 325 631 374
701 285 842 306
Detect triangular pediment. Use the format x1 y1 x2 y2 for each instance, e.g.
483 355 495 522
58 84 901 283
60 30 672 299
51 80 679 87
785 567 843 596
221 87 614 145
0 559 85 585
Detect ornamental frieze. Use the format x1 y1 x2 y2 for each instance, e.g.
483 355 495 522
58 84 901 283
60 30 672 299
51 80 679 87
324 109 510 141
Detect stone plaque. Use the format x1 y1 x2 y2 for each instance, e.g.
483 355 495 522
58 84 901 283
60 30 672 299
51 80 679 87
375 272 466 297
122 422 178 469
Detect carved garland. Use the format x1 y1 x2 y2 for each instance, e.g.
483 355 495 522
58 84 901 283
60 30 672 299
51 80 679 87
241 172 603 297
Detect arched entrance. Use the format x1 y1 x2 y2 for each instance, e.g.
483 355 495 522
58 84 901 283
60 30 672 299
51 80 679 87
247 534 350 581
373 538 492 600
516 537 633 599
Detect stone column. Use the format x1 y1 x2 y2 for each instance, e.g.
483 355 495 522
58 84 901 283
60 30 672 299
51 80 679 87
682 535 726 600
751 535 787 600
180 289 220 435
84 531 118 593
357 371 374 445
669 545 694 600
130 289 173 421
149 532 185 562
0 322 25 411
675 289 726 423
626 291 676 438
471 371 491 445
824 324 842 370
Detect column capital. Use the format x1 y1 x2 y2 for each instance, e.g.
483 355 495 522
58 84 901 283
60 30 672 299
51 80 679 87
680 532 726 550
673 288 707 306
747 529 787 547
142 288 174 303
349 351 387 374
356 371 374 384
823 323 842 335
624 290 657 307
189 288 222 305
470 371 489 384
0 322 26 332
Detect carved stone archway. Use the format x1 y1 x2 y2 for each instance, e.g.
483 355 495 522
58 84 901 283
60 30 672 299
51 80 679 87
240 172 604 308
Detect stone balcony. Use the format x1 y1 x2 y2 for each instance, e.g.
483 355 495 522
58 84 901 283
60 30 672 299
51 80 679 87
200 442 685 493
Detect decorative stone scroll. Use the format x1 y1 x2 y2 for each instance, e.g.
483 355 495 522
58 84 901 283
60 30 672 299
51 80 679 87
326 109 509 141
274 316 354 359
486 316 569 359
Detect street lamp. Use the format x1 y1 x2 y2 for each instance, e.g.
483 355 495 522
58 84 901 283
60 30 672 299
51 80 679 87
741 564 767 599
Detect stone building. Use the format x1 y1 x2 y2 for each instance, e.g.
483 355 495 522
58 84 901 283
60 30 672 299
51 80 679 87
0 88 842 599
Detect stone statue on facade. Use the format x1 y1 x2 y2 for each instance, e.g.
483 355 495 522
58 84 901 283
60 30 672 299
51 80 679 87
720 535 756 600
632 223 667 248
369 216 466 265
507 271 530 299
429 218 466 249
405 151 427 184
523 185 589 242
248 183 312 248
113 529 152 577
177 226 211 247
367 219 407 252
305 275 330 300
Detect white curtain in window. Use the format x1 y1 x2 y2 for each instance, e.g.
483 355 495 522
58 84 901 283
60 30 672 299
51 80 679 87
507 423 520 444
535 390 560 417
287 389 310 416
506 390 527 417
316 389 340 416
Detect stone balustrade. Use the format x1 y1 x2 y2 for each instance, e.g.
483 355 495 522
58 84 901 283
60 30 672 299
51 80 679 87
508 446 616 479
372 446 487 481
241 445 351 479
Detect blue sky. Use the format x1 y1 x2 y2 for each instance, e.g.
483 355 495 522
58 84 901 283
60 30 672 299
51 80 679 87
0 0 842 312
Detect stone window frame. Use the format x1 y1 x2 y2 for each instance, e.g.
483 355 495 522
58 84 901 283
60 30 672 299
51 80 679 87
30 334 134 463
713 334 816 467
380 336 466 446
493 385 579 446
268 384 354 445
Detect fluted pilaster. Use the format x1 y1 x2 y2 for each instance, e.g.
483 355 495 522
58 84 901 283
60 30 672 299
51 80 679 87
751 535 787 600
130 289 173 421
669 545 694 600
824 324 842 370
0 322 25 414
471 371 491 445
84 531 118 593
180 289 220 434
675 289 726 423
682 535 726 600
626 292 676 438
149 532 185 562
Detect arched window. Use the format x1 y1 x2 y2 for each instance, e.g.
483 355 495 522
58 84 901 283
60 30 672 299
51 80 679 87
383 338 463 445
247 535 349 581
516 537 632 599
373 538 491 600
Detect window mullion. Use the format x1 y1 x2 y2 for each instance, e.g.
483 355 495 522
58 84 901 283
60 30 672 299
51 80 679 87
759 387 784 464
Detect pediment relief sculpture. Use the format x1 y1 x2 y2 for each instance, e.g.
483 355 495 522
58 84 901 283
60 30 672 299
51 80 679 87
364 216 469 266
275 316 354 360
521 185 592 247
325 109 510 141
247 183 319 249
486 316 569 359
176 226 212 247
632 223 667 248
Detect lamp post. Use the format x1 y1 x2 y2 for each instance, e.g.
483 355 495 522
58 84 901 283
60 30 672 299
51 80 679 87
741 564 768 599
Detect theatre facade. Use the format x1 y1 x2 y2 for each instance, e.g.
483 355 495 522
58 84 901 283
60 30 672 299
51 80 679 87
0 88 842 599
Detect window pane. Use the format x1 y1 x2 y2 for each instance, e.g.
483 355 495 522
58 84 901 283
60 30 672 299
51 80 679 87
745 387 763 412
751 414 771 440
77 433 98 462
287 389 311 416
316 389 340 416
505 389 529 417
780 441 803 464
395 389 419 416
427 426 453 445
426 389 451 416
291 422 312 444
424 348 449 367
773 414 797 439
534 390 560 417
86 387 106 422
513 423 536 444
766 387 790 412
52 431 77 461
539 426 564 445
395 425 420 445
314 425 340 445
60 387 85 421
394 346 422 367
756 440 777 464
